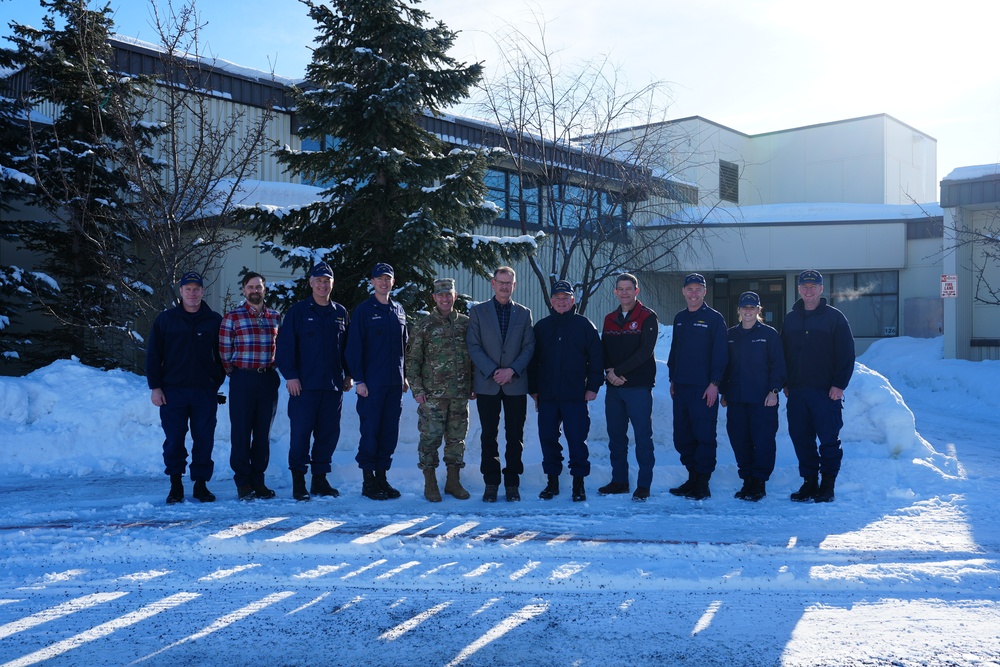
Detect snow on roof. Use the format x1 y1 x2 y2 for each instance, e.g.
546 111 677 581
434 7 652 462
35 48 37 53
111 34 304 86
223 178 328 216
663 202 943 225
942 163 1000 182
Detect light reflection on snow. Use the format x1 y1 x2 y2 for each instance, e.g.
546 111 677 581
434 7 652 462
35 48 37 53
198 563 261 581
375 561 421 580
265 519 343 543
550 562 588 580
0 592 128 640
208 517 287 540
470 597 501 616
351 517 428 545
6 592 199 667
510 561 540 580
503 531 539 548
464 563 501 577
438 522 479 540
341 559 388 579
294 563 347 579
288 592 330 614
379 600 452 640
443 601 549 667
133 591 294 663
118 570 170 582
691 600 723 635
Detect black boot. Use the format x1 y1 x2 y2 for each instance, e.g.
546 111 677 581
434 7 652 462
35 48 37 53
193 480 216 502
166 474 184 504
632 486 650 502
362 470 389 500
734 477 752 500
598 481 629 495
790 475 819 502
744 477 766 502
311 474 340 498
684 472 711 500
814 473 837 503
292 470 310 501
376 471 401 499
669 469 694 496
252 482 276 499
482 484 498 503
572 476 586 502
538 474 560 500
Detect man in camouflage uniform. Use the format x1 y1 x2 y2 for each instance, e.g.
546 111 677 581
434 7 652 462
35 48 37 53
405 278 475 502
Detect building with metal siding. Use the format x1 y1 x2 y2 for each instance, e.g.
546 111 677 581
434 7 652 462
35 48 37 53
5 35 968 364
940 166 1000 361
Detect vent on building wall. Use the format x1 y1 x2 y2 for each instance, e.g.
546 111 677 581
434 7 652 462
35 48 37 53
719 160 739 203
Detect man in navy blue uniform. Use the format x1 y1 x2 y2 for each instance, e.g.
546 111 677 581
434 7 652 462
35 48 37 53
781 270 855 503
346 263 409 500
529 280 604 502
667 272 728 500
275 262 353 501
720 291 786 502
600 273 659 501
147 271 224 505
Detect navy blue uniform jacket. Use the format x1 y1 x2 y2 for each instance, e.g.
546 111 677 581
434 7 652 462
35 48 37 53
781 297 855 391
721 321 786 404
667 303 728 386
346 296 408 388
528 307 604 401
275 297 350 391
146 302 224 390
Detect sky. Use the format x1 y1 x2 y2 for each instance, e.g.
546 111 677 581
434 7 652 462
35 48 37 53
1 333 998 663
3 0 1000 186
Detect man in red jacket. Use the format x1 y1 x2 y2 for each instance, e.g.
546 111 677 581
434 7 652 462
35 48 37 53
599 273 659 501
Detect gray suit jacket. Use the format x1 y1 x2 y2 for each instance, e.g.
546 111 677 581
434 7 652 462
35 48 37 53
467 298 535 396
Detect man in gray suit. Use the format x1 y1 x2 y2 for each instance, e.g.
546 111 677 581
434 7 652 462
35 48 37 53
467 266 536 502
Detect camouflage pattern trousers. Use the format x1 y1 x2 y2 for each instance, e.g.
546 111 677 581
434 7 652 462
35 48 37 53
417 397 469 470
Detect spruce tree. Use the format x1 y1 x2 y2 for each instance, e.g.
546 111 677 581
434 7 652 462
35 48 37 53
251 0 536 311
0 45 43 366
5 0 156 368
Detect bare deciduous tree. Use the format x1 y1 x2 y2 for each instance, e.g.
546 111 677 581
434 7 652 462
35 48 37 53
116 0 278 311
469 13 710 314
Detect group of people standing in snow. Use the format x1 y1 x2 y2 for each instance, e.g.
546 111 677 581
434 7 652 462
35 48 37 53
144 263 854 507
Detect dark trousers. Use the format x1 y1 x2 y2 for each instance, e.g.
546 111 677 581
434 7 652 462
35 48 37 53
160 387 217 481
228 368 279 487
605 386 655 488
355 385 403 471
288 389 343 474
476 390 526 486
671 383 719 474
786 388 844 477
538 399 591 478
725 401 779 481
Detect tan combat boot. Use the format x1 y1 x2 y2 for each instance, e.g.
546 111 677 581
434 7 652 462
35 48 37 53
423 468 442 502
444 465 470 500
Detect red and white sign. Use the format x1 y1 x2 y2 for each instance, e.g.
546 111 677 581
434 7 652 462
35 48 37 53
941 275 958 298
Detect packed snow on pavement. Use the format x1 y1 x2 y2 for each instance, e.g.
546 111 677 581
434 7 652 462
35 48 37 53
0 333 998 666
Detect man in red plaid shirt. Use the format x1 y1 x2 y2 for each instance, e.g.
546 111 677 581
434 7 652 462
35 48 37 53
219 272 282 500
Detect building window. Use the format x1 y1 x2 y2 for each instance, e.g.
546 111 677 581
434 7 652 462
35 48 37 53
906 218 943 240
828 270 899 338
484 169 543 227
719 160 739 203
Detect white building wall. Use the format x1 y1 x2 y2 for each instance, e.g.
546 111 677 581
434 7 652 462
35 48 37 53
742 115 936 207
670 222 906 272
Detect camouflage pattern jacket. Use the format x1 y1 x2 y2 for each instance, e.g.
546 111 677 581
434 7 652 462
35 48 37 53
406 308 473 399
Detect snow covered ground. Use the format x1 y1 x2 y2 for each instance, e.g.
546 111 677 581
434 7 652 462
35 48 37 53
0 333 998 666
